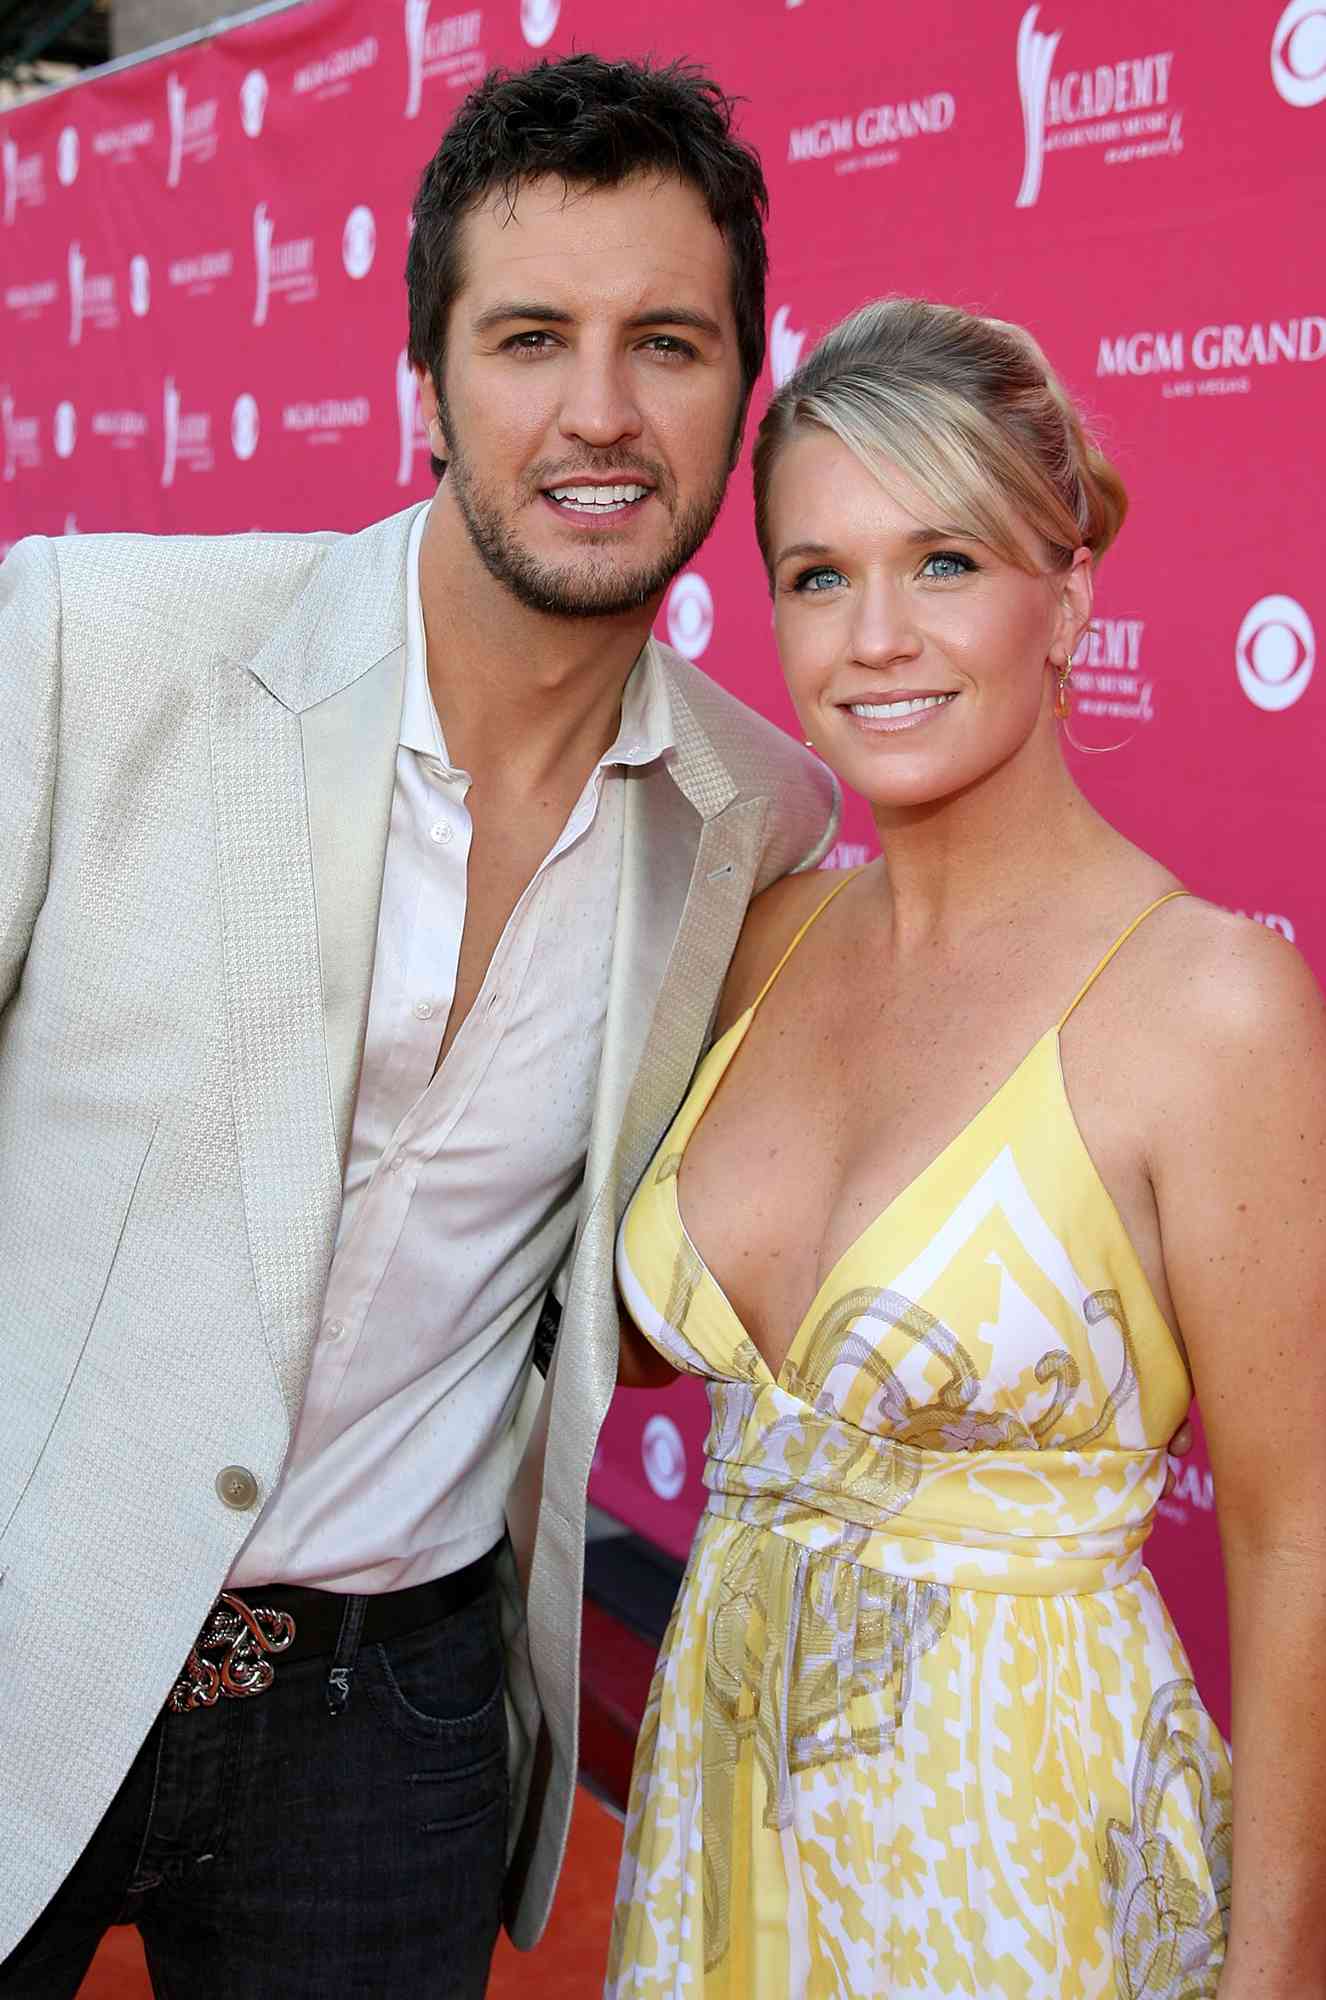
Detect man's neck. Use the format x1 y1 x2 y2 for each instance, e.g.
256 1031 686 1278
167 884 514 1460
417 496 662 790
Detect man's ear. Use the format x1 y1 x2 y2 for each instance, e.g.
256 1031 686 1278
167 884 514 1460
415 365 448 458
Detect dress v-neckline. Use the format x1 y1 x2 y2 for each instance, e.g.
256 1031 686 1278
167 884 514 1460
672 1008 1063 1389
667 884 1191 1390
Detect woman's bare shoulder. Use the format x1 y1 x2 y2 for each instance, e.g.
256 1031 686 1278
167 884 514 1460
713 866 864 1038
1109 892 1326 1105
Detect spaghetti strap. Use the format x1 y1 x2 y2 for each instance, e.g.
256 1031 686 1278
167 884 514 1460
1057 889 1191 1028
750 869 861 1014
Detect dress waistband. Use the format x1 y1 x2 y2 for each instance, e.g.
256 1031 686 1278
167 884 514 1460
702 1406 1168 1597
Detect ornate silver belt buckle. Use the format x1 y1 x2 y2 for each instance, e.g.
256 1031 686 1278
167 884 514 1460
168 1591 296 1713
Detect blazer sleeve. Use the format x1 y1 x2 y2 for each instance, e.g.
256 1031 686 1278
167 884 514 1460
0 537 60 1014
789 765 842 874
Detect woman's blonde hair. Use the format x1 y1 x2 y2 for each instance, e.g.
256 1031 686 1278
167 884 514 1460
752 296 1127 581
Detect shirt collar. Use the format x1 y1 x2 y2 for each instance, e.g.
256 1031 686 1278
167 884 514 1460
400 500 675 778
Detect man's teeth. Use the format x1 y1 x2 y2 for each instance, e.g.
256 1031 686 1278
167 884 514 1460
548 483 648 511
849 694 956 718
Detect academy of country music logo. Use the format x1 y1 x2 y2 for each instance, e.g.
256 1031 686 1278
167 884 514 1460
282 394 371 446
1095 314 1326 399
67 242 118 346
252 203 317 325
1235 595 1315 713
395 350 430 486
666 573 714 661
1015 7 1179 209
1 389 41 480
160 377 212 487
293 35 380 100
403 2 484 120
53 400 76 458
787 86 955 174
3 137 45 225
231 393 260 462
240 70 268 138
168 248 233 298
56 127 79 186
641 1414 686 1503
770 305 808 388
92 117 155 167
165 73 219 187
1272 0 1326 106
1068 618 1155 726
4 276 58 323
521 0 559 46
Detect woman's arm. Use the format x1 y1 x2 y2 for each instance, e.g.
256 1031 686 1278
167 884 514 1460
1150 921 1326 1998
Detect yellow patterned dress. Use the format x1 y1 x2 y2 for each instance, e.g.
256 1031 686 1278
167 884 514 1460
606 885 1231 2000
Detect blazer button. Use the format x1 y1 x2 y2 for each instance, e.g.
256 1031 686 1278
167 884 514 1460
215 1465 260 1511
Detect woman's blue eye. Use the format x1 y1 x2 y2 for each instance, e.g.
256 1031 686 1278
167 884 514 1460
793 566 844 593
922 550 975 579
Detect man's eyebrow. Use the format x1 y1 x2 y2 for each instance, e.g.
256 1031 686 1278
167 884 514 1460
471 302 724 340
623 307 723 339
471 301 575 333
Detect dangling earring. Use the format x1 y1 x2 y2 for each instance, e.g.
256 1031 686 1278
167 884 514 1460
1054 657 1073 721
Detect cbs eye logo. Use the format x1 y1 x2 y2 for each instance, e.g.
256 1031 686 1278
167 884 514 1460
666 572 714 661
641 1413 687 1502
1235 595 1315 711
1272 1 1326 106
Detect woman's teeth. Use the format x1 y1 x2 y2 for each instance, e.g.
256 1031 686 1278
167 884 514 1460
848 694 956 718
548 484 649 513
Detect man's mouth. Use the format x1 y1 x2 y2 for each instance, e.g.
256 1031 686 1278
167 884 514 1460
543 481 653 517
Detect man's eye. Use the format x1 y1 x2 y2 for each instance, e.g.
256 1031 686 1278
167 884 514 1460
640 336 697 358
503 331 558 353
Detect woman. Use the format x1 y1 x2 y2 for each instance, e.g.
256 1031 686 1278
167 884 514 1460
606 299 1326 1998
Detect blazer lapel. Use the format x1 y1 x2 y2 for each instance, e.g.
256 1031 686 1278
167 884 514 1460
210 507 416 1414
301 650 405 1166
538 664 770 1514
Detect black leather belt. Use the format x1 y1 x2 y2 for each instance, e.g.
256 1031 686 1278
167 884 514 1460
168 1545 500 1713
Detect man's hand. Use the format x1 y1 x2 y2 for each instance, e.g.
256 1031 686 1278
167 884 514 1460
1163 1417 1194 1497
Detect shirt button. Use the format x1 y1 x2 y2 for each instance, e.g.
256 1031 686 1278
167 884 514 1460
413 1000 434 1020
323 1318 346 1342
389 1152 406 1173
429 822 452 844
216 1465 259 1512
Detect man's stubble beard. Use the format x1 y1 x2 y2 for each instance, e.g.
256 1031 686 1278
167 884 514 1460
436 387 733 620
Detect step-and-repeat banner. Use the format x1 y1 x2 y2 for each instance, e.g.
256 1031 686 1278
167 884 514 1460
5 0 1325 1731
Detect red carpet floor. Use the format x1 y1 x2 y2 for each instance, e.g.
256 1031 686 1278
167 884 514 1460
75 1786 624 1998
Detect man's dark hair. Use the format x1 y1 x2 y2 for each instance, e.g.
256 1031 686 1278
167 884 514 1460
406 53 769 430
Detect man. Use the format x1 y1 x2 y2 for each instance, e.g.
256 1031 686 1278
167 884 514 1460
0 54 838 1997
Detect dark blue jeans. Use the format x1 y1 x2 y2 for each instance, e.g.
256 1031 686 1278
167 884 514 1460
1 1576 509 1998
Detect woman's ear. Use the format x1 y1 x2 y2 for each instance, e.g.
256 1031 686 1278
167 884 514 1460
1062 545 1094 657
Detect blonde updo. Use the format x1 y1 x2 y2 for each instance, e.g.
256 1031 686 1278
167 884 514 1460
753 296 1127 580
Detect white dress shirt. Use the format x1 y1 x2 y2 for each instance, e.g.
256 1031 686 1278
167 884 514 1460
231 504 673 1592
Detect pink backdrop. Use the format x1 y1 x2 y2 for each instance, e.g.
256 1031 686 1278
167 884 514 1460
5 0 1325 1735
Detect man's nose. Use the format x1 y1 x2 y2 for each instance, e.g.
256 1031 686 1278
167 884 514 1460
557 352 644 451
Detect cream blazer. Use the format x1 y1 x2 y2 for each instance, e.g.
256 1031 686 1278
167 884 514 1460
0 503 838 1955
